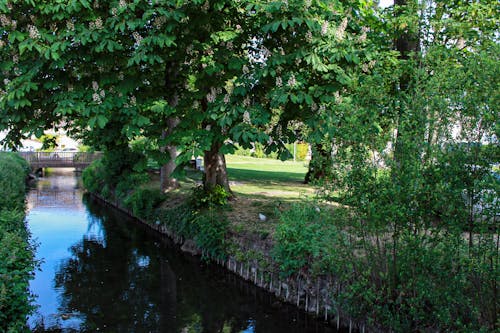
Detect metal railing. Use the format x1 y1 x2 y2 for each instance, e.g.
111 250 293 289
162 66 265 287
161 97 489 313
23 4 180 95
16 151 103 169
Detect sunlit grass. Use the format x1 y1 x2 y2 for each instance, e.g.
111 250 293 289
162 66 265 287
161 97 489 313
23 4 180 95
149 155 315 201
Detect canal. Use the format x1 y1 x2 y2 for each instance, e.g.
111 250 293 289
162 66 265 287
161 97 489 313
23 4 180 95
27 169 339 332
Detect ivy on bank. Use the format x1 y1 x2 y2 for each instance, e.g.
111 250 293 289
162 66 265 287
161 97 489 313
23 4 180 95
0 153 37 333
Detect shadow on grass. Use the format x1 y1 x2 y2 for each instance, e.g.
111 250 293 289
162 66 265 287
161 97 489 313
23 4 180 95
227 167 306 183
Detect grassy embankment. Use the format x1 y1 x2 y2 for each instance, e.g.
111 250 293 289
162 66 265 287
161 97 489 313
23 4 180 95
0 153 37 332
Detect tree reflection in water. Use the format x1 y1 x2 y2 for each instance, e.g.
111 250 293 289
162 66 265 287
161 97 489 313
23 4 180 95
35 194 336 333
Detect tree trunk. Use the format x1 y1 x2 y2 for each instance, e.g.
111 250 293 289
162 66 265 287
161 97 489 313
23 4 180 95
203 141 232 195
160 62 180 191
160 117 180 191
304 143 332 184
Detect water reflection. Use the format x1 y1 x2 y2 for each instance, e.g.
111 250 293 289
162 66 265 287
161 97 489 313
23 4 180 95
28 170 338 333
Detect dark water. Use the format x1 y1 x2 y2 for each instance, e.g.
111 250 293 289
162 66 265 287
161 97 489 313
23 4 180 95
27 170 339 333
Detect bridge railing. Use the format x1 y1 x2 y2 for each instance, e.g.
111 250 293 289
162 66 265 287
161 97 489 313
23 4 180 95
17 151 103 167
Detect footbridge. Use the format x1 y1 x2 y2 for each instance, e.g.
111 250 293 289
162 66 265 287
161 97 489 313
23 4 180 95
18 151 103 171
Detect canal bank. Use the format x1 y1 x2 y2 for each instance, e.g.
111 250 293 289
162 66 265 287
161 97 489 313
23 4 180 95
89 191 367 333
27 169 339 332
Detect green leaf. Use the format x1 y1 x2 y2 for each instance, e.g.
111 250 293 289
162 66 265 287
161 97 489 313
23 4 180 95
96 115 108 129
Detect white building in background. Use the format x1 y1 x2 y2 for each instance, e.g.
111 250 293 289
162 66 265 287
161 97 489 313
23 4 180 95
0 130 80 151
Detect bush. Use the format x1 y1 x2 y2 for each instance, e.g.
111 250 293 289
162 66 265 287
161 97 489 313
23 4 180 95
124 187 166 222
189 184 230 209
157 204 196 239
0 153 30 210
192 210 229 259
273 203 343 277
82 159 104 194
0 153 36 333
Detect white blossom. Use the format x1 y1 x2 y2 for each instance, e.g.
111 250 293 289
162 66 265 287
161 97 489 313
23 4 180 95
202 1 209 12
287 74 296 87
119 0 127 8
334 91 342 103
12 54 18 63
99 89 105 98
243 96 250 107
3 78 10 85
0 40 5 48
130 95 136 106
92 93 102 104
153 16 166 29
305 31 313 43
359 26 368 43
242 65 249 74
243 111 251 124
95 17 103 30
206 87 217 103
311 102 318 112
0 14 10 27
224 94 230 104
276 77 282 87
111 8 118 16
132 31 143 45
66 20 75 31
321 21 329 36
335 17 348 41
28 25 41 39
92 81 99 91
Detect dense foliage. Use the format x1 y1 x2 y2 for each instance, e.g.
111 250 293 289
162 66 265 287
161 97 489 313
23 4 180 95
0 153 36 333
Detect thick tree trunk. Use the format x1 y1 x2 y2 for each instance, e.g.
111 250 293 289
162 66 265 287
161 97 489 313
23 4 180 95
160 117 180 191
160 62 180 191
203 141 232 195
304 143 332 184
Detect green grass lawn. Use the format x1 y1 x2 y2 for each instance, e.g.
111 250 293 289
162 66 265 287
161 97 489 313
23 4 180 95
225 155 313 199
153 154 314 207
226 155 308 183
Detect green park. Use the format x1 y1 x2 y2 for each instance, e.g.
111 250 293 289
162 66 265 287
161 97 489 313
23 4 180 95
0 0 498 332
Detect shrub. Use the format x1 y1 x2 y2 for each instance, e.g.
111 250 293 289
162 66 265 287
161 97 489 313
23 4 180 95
157 204 196 239
124 187 166 222
0 153 30 210
273 203 342 277
82 159 104 194
192 210 229 259
0 153 36 333
189 184 230 209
